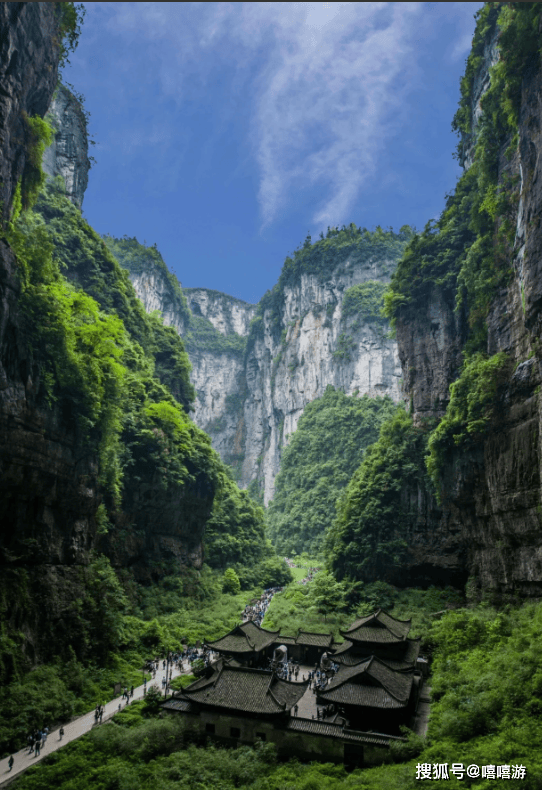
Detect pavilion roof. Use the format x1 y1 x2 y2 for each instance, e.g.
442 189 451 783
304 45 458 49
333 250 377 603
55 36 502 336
318 656 412 710
206 621 280 654
339 609 411 644
180 664 308 715
275 629 334 648
333 638 420 671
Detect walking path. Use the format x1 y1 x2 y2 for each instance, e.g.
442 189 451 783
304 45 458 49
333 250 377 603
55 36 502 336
0 657 192 787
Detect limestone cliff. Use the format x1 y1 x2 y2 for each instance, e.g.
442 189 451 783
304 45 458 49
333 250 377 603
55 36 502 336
238 257 403 504
42 83 91 209
185 288 257 337
394 7 542 599
0 3 97 664
0 3 60 226
120 236 405 504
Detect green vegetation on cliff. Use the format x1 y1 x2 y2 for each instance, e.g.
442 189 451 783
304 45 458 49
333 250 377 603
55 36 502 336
246 225 412 347
267 387 398 556
426 351 511 491
183 311 246 356
102 234 191 327
1 175 284 697
384 3 542 491
342 280 388 326
327 407 431 583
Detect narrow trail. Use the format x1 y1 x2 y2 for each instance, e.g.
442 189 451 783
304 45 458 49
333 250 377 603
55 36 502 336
0 658 191 786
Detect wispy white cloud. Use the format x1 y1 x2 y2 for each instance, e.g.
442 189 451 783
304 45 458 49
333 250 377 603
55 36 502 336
83 1 476 229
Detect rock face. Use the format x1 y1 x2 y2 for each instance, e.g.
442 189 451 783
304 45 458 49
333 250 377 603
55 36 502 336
396 19 542 599
0 3 60 225
42 83 90 209
185 288 257 336
124 251 403 505
128 267 189 336
238 263 403 503
0 4 98 663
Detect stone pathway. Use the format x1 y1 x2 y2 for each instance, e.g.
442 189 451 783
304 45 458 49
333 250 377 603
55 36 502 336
289 664 336 723
411 681 431 739
0 658 191 787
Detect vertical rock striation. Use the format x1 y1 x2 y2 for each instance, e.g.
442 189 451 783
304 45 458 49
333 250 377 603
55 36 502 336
0 3 60 225
121 245 404 505
0 4 102 663
395 11 542 598
42 83 91 209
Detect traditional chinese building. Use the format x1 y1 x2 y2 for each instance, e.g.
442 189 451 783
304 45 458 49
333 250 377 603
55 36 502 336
205 621 279 666
332 609 420 670
164 609 425 766
274 629 335 665
316 655 421 733
163 659 401 766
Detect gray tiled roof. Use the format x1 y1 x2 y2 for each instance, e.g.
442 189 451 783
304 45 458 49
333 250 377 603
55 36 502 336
206 621 280 654
181 665 308 715
334 638 420 670
318 656 413 710
296 630 334 647
275 629 334 648
286 718 397 746
163 698 196 713
340 609 411 644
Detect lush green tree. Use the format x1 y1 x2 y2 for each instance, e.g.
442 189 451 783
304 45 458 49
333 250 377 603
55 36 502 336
327 407 431 583
267 387 398 555
223 568 241 594
307 571 347 621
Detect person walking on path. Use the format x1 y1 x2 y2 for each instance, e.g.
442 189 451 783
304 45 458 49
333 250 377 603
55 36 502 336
59 727 64 741
8 756 14 772
130 685 134 698
34 738 40 758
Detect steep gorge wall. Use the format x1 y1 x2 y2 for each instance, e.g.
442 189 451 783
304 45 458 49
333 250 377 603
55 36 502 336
0 4 99 664
239 258 402 503
396 11 542 598
42 82 90 209
123 248 404 505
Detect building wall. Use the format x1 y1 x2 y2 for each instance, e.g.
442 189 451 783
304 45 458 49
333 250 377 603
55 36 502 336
166 708 389 764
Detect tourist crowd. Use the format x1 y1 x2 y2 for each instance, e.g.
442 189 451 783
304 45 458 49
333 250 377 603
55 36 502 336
243 586 283 625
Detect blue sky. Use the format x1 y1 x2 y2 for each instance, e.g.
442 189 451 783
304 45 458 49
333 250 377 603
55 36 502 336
62 2 483 305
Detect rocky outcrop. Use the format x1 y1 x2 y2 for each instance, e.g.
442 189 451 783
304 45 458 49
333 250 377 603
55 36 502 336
43 83 90 209
0 3 60 225
460 9 500 170
185 288 257 337
128 266 189 336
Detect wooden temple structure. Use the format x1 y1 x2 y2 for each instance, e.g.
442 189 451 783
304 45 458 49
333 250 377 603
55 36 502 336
205 621 279 666
164 609 425 766
331 609 421 670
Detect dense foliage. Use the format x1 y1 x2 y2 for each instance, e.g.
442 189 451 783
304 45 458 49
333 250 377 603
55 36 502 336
267 387 398 555
205 470 292 588
426 351 511 491
342 280 388 326
327 408 431 583
12 597 542 790
1 175 285 706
